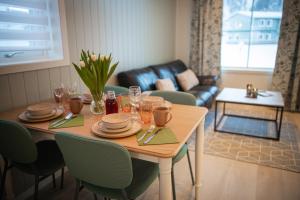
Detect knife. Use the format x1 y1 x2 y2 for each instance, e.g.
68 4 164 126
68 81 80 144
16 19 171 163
138 125 155 142
51 113 74 128
144 128 163 144
50 112 72 127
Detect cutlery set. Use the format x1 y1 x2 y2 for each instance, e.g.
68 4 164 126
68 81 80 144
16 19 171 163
50 112 76 128
138 125 164 144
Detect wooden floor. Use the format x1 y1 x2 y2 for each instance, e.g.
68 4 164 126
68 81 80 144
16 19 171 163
14 111 300 200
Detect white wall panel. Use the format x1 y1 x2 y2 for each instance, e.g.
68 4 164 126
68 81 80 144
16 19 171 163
24 71 40 105
49 67 62 92
8 73 27 108
0 75 12 111
0 0 176 111
37 69 51 101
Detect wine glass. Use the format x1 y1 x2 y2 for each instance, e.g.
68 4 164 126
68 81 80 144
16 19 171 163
54 86 64 109
129 86 141 121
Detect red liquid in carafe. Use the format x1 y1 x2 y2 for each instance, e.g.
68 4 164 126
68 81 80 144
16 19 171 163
105 98 118 114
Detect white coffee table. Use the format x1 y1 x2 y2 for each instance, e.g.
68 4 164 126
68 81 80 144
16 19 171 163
214 88 284 140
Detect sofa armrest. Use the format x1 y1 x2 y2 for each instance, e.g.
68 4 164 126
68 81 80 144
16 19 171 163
197 75 218 86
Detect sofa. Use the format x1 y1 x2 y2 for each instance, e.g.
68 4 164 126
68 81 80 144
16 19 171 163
117 60 219 107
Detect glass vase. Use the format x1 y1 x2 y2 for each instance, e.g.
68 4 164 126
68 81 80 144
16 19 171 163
90 94 105 115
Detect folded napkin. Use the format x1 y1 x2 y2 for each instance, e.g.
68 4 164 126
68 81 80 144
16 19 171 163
136 127 178 146
49 114 84 129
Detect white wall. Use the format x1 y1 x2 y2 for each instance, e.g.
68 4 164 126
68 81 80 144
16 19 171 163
222 71 273 90
175 0 273 90
0 0 176 112
175 0 192 64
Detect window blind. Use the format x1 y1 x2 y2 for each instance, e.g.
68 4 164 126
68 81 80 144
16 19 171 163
0 0 63 66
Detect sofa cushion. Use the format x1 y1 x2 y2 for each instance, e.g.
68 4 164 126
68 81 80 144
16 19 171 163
176 69 199 91
117 67 159 92
149 60 187 91
190 85 218 96
155 79 176 91
186 90 212 107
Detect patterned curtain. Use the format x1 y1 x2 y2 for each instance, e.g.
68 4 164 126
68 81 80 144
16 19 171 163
272 0 300 112
189 0 223 77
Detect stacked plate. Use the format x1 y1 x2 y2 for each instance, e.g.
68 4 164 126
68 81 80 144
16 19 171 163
142 96 172 109
92 113 141 138
18 103 63 122
82 94 92 104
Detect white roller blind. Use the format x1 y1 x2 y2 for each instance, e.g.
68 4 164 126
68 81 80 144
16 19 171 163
0 0 64 66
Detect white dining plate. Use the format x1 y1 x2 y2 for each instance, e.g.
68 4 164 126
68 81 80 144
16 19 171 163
18 108 64 123
92 121 141 139
98 121 132 133
25 109 56 119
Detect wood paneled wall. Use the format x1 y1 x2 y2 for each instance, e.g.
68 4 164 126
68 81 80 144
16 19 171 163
0 0 176 112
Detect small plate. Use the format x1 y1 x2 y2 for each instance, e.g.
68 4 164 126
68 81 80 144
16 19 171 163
25 109 56 119
92 121 141 139
98 121 132 133
18 108 64 123
27 103 54 116
101 113 130 129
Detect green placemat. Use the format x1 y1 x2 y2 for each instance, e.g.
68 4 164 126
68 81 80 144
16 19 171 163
49 114 84 129
136 127 179 146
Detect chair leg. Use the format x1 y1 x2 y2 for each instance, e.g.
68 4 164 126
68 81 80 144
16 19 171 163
0 159 8 199
93 193 98 200
52 173 56 188
121 189 129 200
186 150 195 185
34 175 39 200
171 167 176 200
60 167 64 189
74 180 80 200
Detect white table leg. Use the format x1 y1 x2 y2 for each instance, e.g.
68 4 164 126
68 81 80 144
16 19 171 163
159 158 172 200
195 119 205 199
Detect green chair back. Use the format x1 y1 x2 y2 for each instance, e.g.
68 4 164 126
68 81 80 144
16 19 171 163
0 120 37 163
104 85 129 95
150 91 196 106
55 132 133 189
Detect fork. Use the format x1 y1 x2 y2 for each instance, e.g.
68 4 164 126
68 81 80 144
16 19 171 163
50 112 73 127
138 125 155 142
143 128 163 144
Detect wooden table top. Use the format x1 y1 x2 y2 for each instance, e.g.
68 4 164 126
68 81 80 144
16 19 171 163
216 88 284 107
0 103 207 158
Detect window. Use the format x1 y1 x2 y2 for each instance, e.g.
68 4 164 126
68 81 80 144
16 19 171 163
258 19 265 27
221 0 283 70
266 20 273 27
0 0 69 74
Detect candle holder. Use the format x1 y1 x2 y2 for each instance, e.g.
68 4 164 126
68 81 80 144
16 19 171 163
246 84 258 98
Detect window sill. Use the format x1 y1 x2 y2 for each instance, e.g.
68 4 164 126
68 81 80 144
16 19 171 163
0 58 70 75
222 67 274 75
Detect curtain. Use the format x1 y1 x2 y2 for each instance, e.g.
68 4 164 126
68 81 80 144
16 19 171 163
272 0 300 112
189 0 223 77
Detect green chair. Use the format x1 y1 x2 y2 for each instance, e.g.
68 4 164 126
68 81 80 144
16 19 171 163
150 90 196 200
55 132 159 200
104 85 129 95
0 120 65 200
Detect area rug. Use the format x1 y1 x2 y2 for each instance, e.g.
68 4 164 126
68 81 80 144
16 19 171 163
188 110 300 173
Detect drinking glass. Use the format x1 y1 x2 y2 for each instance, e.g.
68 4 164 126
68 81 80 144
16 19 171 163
139 101 153 124
129 86 141 121
54 87 64 109
117 94 131 113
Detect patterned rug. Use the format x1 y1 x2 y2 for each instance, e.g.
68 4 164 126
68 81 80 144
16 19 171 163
188 109 300 173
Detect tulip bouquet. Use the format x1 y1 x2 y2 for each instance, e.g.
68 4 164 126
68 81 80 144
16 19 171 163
73 50 118 114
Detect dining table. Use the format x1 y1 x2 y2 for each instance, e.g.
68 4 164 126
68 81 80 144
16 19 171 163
0 102 207 200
